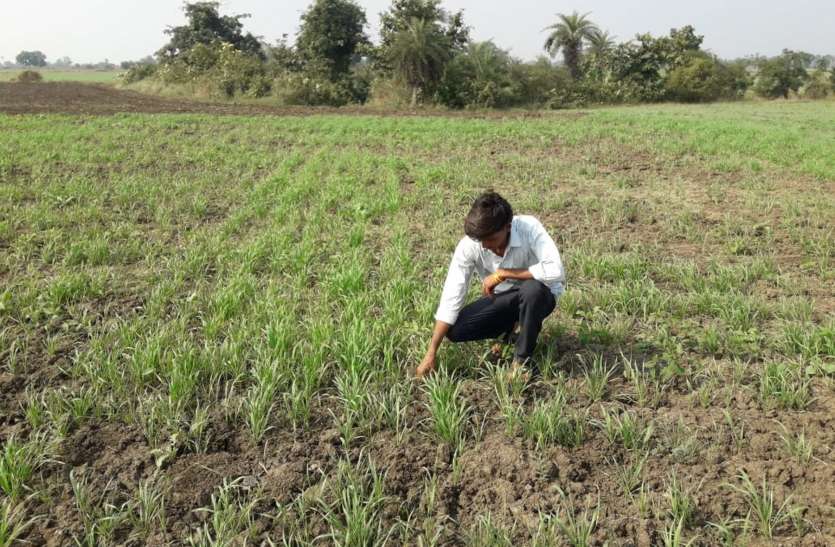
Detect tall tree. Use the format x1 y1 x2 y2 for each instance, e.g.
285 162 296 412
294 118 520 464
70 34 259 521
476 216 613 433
542 12 599 78
296 0 368 79
16 50 47 67
754 50 810 99
158 2 263 61
387 17 451 106
586 29 615 57
379 0 468 52
437 41 516 108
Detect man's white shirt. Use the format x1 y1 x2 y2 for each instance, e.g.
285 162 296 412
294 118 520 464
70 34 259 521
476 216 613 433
434 215 565 326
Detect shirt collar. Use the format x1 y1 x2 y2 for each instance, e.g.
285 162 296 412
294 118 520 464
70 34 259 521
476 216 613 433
508 217 522 248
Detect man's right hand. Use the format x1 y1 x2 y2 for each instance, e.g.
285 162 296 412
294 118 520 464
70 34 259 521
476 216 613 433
416 351 436 379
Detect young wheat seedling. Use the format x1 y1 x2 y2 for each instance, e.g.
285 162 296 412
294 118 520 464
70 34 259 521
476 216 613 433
777 422 814 464
660 517 697 547
622 354 663 407
524 393 586 449
551 491 601 547
581 354 615 402
727 471 802 540
0 434 45 500
664 472 698 527
485 362 527 435
129 479 167 541
608 454 648 498
466 513 514 546
190 477 259 546
706 515 741 547
758 362 813 410
0 498 38 547
594 406 653 451
318 457 389 547
243 383 276 443
422 369 469 451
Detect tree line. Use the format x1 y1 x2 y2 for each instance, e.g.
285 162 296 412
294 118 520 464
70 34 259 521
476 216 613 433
17 1 835 107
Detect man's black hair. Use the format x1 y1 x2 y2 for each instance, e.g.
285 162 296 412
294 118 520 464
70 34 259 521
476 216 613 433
464 191 513 240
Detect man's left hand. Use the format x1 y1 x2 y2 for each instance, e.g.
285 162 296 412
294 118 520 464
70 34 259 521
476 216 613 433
482 272 503 297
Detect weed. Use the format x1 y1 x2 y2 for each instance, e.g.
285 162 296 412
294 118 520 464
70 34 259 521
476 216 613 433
668 419 699 465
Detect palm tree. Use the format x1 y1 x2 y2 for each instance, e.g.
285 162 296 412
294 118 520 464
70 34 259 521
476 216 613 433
388 17 451 106
543 11 600 78
587 29 616 57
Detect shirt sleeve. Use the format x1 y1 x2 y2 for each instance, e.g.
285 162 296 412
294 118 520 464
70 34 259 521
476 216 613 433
527 219 565 286
434 238 475 325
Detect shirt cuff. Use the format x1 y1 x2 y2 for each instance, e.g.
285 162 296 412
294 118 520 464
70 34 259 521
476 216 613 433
434 308 458 326
528 262 546 283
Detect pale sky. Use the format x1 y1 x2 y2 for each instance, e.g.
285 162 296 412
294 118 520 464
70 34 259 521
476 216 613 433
1 0 833 64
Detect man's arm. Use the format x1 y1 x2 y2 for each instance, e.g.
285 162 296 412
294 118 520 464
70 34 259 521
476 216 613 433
417 239 474 378
416 320 451 378
482 268 533 296
526 219 564 286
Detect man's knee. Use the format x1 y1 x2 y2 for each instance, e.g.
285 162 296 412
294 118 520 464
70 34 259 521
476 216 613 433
519 279 556 313
520 279 550 300
446 326 464 343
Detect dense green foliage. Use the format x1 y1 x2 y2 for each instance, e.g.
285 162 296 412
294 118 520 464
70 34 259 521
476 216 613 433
377 0 469 57
15 51 47 67
386 17 452 105
754 50 811 99
157 1 263 60
666 54 748 102
121 1 832 108
296 0 368 79
543 12 599 79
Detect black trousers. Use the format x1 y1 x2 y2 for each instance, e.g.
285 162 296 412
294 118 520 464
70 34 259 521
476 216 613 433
447 279 556 361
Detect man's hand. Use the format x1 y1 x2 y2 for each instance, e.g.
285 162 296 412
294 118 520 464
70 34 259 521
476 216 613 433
482 272 503 297
416 351 436 379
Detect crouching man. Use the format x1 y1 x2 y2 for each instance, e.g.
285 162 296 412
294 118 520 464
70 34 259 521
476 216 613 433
416 191 565 380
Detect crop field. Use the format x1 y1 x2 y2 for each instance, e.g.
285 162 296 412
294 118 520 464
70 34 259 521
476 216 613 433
0 69 122 83
1 85 834 545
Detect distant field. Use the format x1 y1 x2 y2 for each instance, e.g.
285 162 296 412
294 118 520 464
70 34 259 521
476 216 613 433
0 68 121 83
1 96 833 545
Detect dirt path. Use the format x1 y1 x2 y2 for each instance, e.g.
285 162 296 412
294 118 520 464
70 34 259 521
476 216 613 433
0 82 556 118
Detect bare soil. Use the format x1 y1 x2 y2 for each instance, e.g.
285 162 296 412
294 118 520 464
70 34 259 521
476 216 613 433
0 82 555 118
